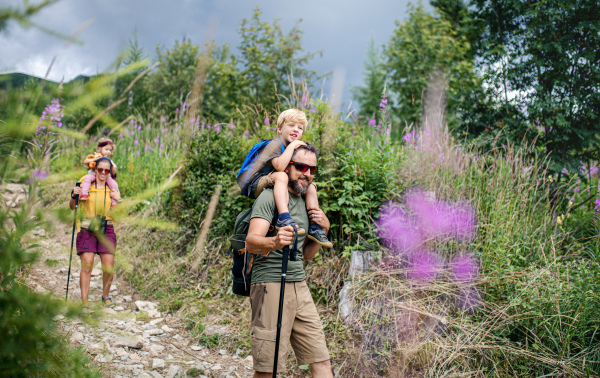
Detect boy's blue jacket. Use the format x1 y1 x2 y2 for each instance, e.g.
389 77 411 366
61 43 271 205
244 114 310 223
237 139 285 197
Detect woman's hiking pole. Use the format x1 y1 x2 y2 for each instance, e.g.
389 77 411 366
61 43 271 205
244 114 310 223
272 228 298 377
65 182 80 300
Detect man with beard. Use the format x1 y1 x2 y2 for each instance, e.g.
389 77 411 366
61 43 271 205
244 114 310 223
246 144 333 377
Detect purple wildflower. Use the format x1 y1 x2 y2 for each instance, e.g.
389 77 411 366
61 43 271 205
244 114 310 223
451 255 479 283
408 251 442 282
368 118 376 126
309 108 316 113
134 140 139 145
130 119 134 125
264 117 270 125
118 134 123 138
160 117 167 123
32 170 47 181
136 150 140 156
161 129 166 134
301 93 309 108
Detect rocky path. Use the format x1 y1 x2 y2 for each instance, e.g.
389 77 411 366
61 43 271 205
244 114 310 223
26 218 254 378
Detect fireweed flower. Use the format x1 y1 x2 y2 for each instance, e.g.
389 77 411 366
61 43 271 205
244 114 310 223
244 130 250 139
129 119 135 125
161 129 166 134
310 108 316 113
119 134 124 138
32 170 48 181
408 251 442 282
301 93 309 108
160 117 166 123
264 117 269 125
134 140 139 145
136 150 140 156
368 118 376 126
590 166 599 177
451 255 479 283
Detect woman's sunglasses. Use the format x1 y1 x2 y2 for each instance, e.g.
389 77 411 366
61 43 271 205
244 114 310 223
289 161 317 175
97 168 110 174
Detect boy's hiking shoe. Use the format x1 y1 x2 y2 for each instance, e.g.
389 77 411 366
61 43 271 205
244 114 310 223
307 227 334 248
275 217 305 235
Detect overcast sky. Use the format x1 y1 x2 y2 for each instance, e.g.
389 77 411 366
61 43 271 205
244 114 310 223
0 0 418 105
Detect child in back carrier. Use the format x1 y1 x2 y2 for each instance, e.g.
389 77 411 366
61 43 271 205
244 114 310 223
80 137 120 207
237 109 333 248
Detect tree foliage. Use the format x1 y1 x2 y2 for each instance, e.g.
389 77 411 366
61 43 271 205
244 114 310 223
383 5 479 128
471 0 600 173
352 36 387 122
238 6 319 112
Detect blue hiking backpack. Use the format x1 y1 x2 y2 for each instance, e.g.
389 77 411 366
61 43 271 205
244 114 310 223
237 139 285 197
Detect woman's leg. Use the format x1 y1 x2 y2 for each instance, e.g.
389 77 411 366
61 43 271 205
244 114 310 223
106 176 119 206
79 252 95 305
80 174 96 199
99 253 115 304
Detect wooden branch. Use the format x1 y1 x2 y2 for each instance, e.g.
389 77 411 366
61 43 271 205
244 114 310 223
119 62 159 98
190 184 222 272
81 97 127 133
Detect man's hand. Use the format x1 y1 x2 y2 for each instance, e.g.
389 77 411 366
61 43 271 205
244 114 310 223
274 225 295 250
307 207 330 232
289 140 307 150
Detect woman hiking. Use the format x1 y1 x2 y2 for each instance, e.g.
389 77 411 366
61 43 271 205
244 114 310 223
70 157 121 315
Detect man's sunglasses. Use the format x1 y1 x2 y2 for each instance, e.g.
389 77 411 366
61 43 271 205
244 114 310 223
97 168 110 174
289 161 317 175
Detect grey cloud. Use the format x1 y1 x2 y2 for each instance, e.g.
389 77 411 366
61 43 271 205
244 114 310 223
0 0 415 105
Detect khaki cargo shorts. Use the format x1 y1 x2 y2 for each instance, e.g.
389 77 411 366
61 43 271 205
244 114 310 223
249 281 330 373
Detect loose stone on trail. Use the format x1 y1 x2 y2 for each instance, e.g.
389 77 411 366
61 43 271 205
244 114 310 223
111 336 144 349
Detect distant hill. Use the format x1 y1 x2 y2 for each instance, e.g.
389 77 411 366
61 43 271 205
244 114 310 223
0 72 91 91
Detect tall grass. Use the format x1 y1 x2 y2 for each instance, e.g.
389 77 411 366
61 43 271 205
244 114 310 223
338 126 600 376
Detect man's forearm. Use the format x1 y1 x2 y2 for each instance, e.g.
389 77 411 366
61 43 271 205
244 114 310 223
246 234 280 255
303 240 321 261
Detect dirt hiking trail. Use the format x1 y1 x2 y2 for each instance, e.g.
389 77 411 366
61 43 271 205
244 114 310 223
26 212 254 378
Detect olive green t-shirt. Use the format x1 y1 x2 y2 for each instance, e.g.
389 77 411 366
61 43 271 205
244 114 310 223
250 188 309 284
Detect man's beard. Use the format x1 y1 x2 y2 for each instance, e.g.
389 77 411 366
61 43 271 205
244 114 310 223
289 177 311 195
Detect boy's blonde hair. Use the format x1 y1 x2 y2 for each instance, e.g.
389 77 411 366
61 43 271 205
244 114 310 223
96 137 115 152
277 109 308 130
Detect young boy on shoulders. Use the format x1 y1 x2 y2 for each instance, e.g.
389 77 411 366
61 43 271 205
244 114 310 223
238 109 333 248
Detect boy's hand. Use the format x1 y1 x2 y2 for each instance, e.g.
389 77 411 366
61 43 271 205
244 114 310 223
288 140 307 150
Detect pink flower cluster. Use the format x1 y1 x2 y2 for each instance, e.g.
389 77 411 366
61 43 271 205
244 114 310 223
377 191 479 308
36 98 64 135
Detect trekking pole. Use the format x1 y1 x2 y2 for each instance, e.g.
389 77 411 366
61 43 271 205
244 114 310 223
66 182 80 300
273 227 298 377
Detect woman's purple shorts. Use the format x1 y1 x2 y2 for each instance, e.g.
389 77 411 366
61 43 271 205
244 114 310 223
76 225 117 255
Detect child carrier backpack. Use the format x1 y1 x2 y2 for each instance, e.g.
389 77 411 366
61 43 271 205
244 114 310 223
229 207 278 296
237 139 285 197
